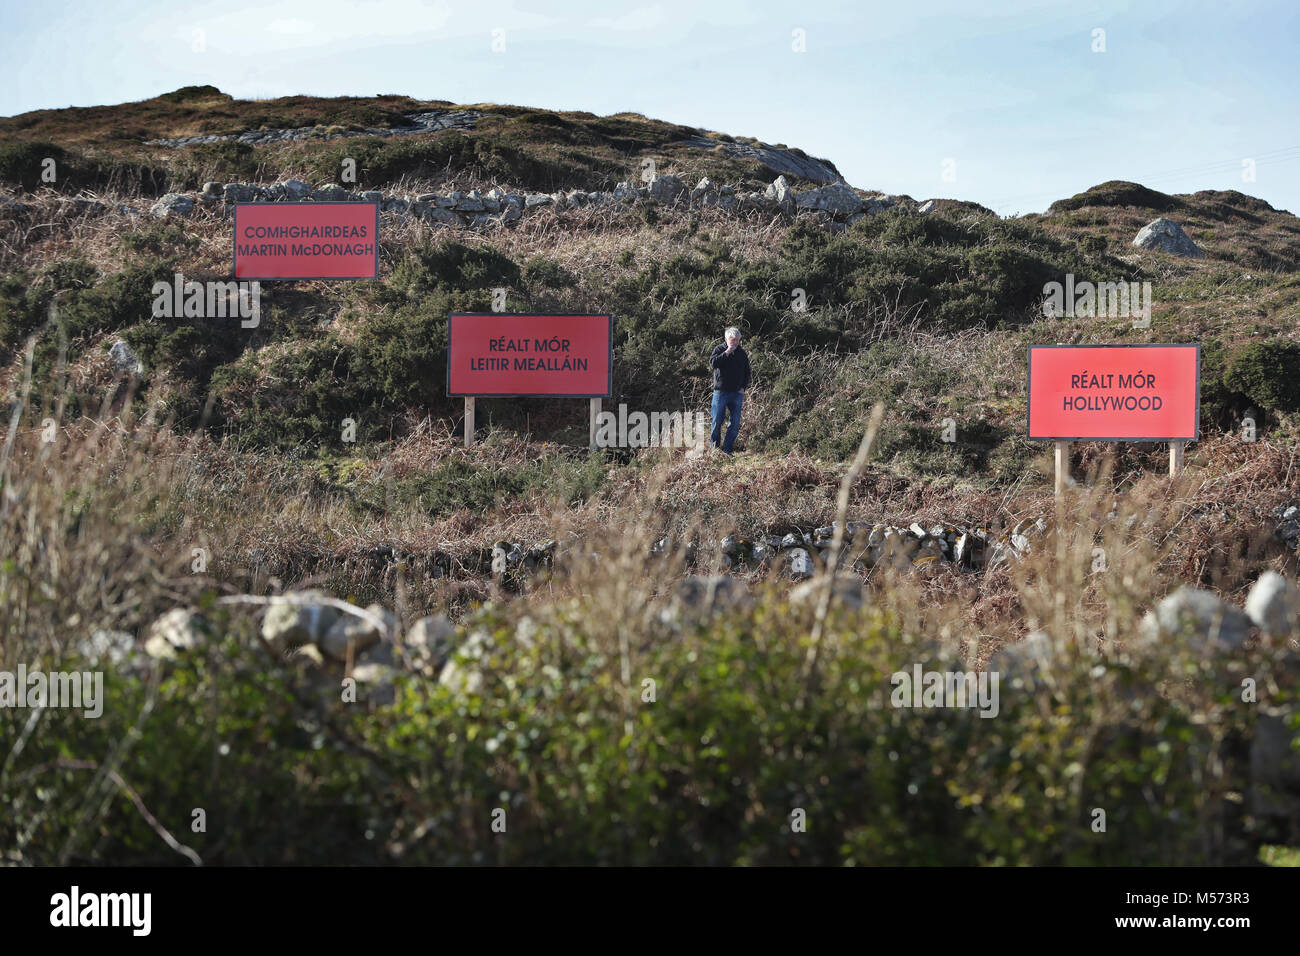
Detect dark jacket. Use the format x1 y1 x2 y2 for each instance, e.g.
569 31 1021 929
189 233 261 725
710 343 751 392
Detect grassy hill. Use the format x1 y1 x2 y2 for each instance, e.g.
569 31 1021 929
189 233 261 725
2 88 1299 866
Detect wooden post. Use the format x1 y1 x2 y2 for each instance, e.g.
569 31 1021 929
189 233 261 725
589 397 602 451
1054 441 1070 498
1169 440 1185 478
464 396 475 447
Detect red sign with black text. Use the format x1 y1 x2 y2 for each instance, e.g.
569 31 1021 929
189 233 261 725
1028 344 1199 441
233 202 379 280
447 313 612 397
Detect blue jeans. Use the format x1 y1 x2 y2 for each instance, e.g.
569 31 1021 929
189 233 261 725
710 390 743 453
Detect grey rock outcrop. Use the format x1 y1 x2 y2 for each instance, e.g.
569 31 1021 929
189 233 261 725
1132 218 1204 258
1140 586 1253 651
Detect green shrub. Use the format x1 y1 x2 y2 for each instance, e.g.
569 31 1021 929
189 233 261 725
1224 339 1300 412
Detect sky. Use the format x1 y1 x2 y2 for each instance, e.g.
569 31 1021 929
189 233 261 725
2 0 1297 216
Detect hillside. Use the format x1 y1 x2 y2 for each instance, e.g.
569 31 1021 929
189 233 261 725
2 88 1300 866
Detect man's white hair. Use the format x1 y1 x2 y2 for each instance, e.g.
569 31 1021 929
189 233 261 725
724 326 741 339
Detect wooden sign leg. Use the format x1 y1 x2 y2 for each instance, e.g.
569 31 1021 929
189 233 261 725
1054 441 1070 498
589 397 602 451
464 397 475 448
1169 440 1185 477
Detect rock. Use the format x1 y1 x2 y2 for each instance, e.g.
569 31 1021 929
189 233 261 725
351 662 397 707
647 173 686 203
764 175 794 210
143 608 209 659
1139 586 1253 651
108 340 143 376
524 193 553 208
222 183 256 203
282 179 312 200
200 181 223 202
261 593 342 654
1132 217 1204 258
403 613 458 673
794 183 862 216
319 603 395 662
148 194 194 219
918 199 938 215
456 190 486 212
790 574 867 610
416 192 439 202
360 190 384 203
664 575 752 623
991 630 1054 686
312 184 348 202
786 547 815 579
1244 572 1300 636
418 204 462 226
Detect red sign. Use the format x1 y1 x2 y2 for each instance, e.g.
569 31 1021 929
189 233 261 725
1028 345 1199 441
448 314 612 397
233 202 378 279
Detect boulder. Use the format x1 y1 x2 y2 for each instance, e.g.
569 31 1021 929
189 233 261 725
148 194 194 219
319 603 395 662
143 608 210 660
200 181 223 202
282 179 312 200
1244 571 1300 637
404 613 458 673
647 173 686 203
108 340 143 376
790 574 867 611
990 630 1054 687
222 183 256 203
1132 217 1204 258
764 175 794 210
351 662 397 707
261 592 342 654
663 574 752 624
312 184 348 202
786 547 815 579
1139 586 1253 651
794 183 862 216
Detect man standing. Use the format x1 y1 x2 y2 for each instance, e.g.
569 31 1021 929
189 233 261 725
708 326 750 454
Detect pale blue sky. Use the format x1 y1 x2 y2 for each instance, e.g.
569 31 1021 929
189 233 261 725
3 0 1297 215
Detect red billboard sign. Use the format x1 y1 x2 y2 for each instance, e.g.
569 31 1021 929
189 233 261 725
1028 345 1199 441
233 202 378 280
448 314 612 397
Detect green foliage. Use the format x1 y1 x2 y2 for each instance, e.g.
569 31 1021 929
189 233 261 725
156 85 228 104
0 140 167 194
1224 339 1300 413
1049 180 1182 214
523 256 576 290
4 595 1283 865
170 141 262 190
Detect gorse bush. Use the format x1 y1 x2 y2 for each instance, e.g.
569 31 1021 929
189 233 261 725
1224 339 1300 414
